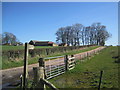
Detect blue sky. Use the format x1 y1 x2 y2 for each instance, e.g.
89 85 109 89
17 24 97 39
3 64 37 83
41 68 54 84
2 2 118 45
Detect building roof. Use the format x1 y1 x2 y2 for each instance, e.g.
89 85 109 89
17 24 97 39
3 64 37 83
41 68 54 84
30 40 49 43
30 40 57 44
48 42 54 44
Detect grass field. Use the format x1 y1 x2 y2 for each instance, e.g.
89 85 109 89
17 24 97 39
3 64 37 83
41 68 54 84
49 46 119 89
2 45 54 51
2 46 99 69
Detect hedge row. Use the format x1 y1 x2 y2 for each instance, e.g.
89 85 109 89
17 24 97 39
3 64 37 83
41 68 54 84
2 45 95 61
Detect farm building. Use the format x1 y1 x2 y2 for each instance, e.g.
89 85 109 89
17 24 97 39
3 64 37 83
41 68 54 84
29 40 58 46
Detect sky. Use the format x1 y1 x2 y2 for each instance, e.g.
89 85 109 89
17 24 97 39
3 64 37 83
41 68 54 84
2 2 118 45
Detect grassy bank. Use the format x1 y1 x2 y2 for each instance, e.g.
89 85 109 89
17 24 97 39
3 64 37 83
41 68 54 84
49 46 119 89
2 46 99 69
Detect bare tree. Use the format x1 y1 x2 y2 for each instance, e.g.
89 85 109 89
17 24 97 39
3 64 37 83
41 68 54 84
56 24 83 46
55 22 111 46
65 26 72 46
91 22 111 46
98 26 111 46
56 27 66 44
81 27 85 45
72 24 83 46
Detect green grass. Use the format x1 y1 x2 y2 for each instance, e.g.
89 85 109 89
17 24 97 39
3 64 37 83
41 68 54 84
2 46 99 69
49 46 119 89
2 45 25 51
2 45 54 51
42 46 100 58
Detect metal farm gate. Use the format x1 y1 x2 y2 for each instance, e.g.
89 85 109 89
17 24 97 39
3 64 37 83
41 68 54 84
44 55 76 80
44 56 66 80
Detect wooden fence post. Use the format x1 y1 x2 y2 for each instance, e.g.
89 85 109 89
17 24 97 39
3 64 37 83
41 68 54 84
39 58 46 80
38 58 46 90
71 55 76 65
23 42 29 89
98 70 103 90
33 67 45 89
71 55 74 57
38 58 45 67
33 58 46 89
64 55 68 71
33 67 39 85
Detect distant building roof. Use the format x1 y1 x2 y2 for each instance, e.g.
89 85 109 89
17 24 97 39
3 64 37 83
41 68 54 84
30 40 49 43
48 42 54 44
30 40 57 44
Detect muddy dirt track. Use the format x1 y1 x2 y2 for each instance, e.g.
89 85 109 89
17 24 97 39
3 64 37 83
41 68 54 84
1 46 105 88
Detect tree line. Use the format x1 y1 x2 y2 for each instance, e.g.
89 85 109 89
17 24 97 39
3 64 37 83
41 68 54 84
55 22 111 46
